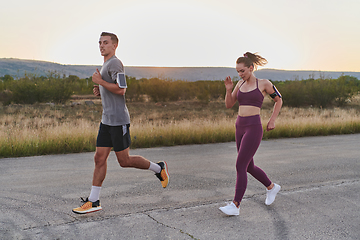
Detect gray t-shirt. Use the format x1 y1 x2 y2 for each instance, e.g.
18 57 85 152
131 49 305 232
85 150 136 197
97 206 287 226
99 55 130 126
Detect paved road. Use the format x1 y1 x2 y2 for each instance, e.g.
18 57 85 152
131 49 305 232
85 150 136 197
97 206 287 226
1 134 359 240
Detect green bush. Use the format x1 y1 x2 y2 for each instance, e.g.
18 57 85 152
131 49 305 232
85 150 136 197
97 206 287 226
10 78 39 104
1 74 75 104
1 73 359 108
273 75 359 108
129 78 226 102
125 76 144 102
130 75 359 108
70 76 94 95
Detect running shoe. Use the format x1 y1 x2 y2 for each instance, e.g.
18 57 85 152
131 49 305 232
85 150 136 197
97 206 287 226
72 197 102 214
155 161 169 188
219 202 240 216
265 183 281 205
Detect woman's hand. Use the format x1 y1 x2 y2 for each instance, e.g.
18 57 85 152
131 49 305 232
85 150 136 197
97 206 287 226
224 76 233 92
225 76 238 108
266 120 275 131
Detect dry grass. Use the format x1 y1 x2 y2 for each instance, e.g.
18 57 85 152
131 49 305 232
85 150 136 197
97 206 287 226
1 95 360 157
0 118 97 157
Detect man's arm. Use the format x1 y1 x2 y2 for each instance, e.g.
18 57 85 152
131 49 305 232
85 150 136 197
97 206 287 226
92 68 126 95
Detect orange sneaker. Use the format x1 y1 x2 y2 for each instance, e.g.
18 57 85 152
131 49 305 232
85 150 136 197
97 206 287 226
72 197 102 214
155 161 169 188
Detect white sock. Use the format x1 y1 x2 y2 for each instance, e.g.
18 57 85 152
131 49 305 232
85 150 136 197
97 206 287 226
148 162 161 173
88 186 101 202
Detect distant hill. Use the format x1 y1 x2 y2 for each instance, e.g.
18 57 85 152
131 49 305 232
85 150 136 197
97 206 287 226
1 58 360 81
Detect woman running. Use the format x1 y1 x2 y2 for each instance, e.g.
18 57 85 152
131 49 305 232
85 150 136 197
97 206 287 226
219 52 283 216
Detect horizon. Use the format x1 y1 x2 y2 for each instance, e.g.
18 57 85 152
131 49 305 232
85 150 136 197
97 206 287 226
2 57 360 73
1 1 359 72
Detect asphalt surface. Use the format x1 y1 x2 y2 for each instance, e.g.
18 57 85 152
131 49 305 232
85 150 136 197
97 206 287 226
1 134 359 240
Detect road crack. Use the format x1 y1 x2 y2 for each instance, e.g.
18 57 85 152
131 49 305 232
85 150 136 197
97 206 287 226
146 213 199 240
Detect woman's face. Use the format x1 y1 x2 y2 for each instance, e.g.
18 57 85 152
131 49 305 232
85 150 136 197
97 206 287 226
236 63 253 81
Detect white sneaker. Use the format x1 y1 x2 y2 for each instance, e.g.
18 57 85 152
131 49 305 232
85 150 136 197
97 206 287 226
219 202 240 216
265 183 281 205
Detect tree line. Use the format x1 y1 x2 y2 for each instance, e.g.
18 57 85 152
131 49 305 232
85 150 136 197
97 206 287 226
0 74 92 105
0 73 359 108
273 75 360 108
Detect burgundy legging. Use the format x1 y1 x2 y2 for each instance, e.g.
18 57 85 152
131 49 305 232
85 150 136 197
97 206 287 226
234 115 272 204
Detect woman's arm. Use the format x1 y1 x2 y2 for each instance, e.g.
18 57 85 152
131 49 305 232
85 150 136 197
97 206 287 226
267 97 282 131
263 79 283 131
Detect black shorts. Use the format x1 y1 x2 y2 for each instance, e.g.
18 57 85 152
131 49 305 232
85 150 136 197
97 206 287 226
96 123 131 152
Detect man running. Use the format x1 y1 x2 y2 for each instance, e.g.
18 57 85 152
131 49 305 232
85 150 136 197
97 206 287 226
72 32 169 214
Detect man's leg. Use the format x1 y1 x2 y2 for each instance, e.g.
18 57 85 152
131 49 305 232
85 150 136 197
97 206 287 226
115 147 151 169
87 147 112 202
115 148 169 188
72 147 111 214
92 147 112 186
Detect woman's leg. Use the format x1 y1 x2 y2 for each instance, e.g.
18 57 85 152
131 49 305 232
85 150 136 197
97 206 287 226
247 159 271 188
233 123 263 206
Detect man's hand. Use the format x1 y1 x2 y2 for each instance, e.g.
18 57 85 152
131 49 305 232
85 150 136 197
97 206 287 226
92 68 126 96
93 85 100 96
92 68 103 85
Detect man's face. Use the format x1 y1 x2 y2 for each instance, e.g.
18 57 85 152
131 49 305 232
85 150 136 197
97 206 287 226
99 36 117 57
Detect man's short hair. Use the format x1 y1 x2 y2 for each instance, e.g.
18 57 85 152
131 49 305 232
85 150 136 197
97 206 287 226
100 32 119 45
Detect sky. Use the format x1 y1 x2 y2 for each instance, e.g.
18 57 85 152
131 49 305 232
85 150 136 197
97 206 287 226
1 0 360 72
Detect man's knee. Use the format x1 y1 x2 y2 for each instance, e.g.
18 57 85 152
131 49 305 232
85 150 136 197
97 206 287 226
94 152 108 167
115 152 130 167
117 155 131 167
115 148 131 167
